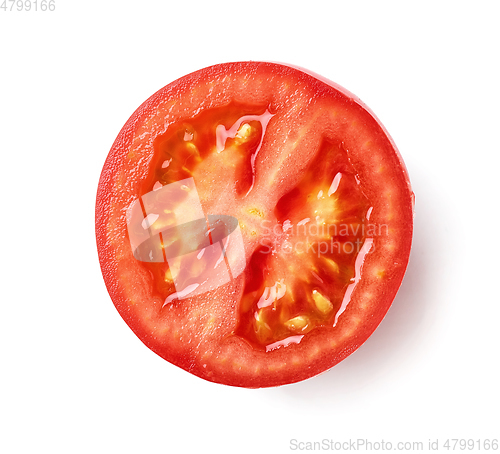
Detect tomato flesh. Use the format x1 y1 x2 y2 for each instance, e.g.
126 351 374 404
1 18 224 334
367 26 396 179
96 62 414 388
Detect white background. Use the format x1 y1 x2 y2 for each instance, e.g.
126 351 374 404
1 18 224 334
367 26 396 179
1 1 499 453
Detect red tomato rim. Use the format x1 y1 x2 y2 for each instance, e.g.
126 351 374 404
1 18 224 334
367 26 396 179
96 61 414 388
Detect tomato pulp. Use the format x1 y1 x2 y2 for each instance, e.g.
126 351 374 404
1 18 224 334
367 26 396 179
96 62 413 388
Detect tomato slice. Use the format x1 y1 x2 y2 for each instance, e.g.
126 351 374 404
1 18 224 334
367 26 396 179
96 62 413 388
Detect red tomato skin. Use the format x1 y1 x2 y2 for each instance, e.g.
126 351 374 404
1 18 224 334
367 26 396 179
96 62 414 388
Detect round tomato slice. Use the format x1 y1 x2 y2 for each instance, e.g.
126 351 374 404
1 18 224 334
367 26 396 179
95 62 413 388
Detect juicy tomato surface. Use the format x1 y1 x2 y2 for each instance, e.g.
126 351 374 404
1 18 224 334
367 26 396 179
96 62 413 388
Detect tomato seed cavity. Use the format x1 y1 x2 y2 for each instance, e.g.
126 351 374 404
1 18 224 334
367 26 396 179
137 103 373 352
